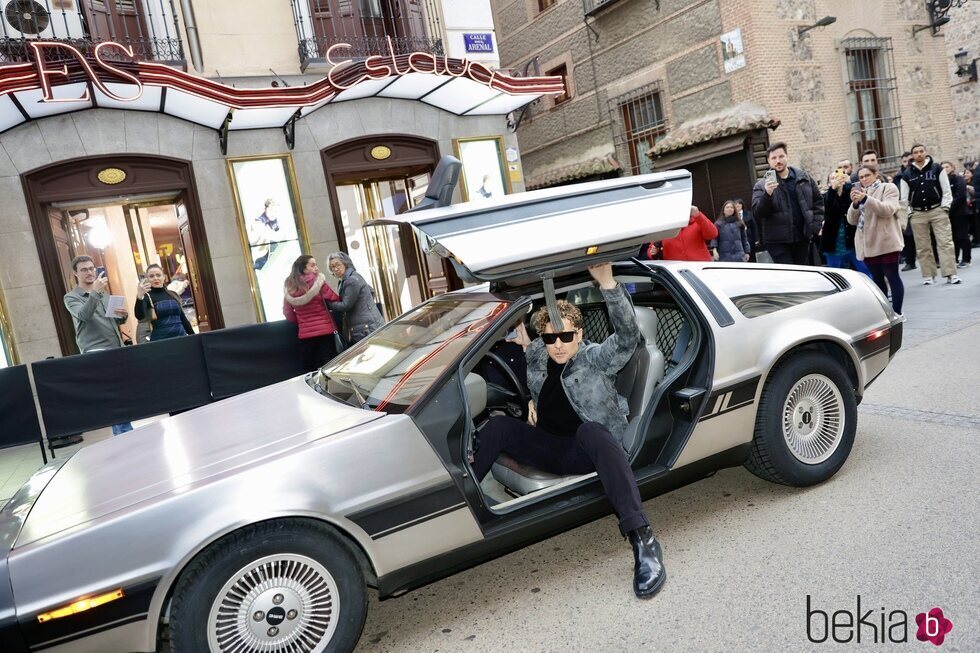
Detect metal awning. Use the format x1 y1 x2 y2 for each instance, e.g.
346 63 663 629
0 42 564 143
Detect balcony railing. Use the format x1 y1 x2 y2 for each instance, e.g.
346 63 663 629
291 0 442 70
0 0 184 65
583 0 628 17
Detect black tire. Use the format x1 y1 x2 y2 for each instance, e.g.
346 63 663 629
744 351 857 486
169 519 367 653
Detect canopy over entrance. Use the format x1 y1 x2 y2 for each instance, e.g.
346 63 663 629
0 39 563 146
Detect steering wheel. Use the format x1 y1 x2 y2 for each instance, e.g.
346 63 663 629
482 350 529 422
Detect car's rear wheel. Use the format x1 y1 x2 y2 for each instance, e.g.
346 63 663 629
745 351 857 486
169 519 367 653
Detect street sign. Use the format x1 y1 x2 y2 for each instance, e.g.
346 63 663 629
463 33 495 54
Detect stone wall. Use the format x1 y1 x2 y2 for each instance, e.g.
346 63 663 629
492 0 961 184
943 2 980 163
0 101 516 363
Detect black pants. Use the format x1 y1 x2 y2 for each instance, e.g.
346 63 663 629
867 262 904 314
473 416 649 535
766 241 811 265
951 213 972 263
902 223 917 267
299 334 337 372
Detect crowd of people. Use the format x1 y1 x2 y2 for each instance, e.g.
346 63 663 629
641 141 979 317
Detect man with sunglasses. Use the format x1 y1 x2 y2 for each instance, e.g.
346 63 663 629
472 263 666 599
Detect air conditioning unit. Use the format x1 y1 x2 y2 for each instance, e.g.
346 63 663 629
2 0 84 40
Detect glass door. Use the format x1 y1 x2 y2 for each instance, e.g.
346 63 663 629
336 176 420 320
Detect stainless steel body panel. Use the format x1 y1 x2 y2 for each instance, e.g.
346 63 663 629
18 377 383 546
8 414 480 652
665 263 892 468
373 171 692 280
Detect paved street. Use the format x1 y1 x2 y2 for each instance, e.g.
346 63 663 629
355 264 980 653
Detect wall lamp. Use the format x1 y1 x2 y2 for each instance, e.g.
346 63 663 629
912 15 950 36
955 48 978 82
797 15 836 37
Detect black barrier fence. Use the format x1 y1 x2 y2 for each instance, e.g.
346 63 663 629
0 321 306 454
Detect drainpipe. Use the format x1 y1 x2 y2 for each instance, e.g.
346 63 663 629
179 0 204 73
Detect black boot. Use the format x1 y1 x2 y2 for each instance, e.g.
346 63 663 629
627 526 666 598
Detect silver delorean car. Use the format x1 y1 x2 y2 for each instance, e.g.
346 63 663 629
0 171 902 653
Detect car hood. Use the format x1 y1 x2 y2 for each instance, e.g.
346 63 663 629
16 376 381 547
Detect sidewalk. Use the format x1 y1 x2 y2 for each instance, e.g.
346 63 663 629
893 257 980 348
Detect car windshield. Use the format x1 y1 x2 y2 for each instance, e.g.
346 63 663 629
310 297 510 413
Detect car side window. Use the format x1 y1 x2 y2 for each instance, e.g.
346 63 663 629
699 269 839 319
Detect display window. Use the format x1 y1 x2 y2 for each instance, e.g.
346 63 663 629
453 136 511 202
227 155 310 322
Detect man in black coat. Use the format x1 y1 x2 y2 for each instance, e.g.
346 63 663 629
751 142 824 265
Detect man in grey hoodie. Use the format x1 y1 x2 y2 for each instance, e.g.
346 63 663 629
472 263 666 599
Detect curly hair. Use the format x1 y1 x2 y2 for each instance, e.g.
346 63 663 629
530 300 583 334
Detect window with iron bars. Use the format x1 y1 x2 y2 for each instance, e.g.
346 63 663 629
842 37 903 169
609 82 668 176
291 0 442 67
0 0 184 65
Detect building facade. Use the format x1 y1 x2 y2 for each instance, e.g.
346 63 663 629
942 0 980 163
492 0 963 211
0 0 537 365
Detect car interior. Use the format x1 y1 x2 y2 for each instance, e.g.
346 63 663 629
460 273 698 511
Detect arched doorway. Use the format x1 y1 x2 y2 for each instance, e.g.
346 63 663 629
24 155 223 356
322 135 462 319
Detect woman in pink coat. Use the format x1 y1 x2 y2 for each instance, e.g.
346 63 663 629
283 254 342 371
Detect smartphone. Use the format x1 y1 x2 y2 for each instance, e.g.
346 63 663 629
504 328 518 341
835 168 844 177
764 169 777 185
95 266 106 277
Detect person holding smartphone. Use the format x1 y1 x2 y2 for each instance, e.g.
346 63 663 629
63 255 133 436
134 264 195 341
751 142 824 265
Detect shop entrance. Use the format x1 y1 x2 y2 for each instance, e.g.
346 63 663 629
47 193 207 344
24 155 222 356
324 136 461 320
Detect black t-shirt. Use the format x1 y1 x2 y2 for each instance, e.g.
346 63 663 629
536 358 583 437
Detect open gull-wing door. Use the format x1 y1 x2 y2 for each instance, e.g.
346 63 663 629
365 171 693 285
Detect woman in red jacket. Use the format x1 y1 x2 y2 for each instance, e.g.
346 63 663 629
283 254 342 372
642 206 719 261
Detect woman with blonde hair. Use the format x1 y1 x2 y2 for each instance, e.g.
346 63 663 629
283 254 342 371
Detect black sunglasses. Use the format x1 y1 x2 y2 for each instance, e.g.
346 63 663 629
541 331 576 345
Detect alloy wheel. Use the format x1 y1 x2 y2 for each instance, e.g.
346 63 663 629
207 553 339 653
781 374 845 465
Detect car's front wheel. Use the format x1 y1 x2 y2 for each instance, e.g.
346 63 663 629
168 519 367 653
745 351 857 486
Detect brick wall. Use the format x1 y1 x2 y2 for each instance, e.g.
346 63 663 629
492 0 961 182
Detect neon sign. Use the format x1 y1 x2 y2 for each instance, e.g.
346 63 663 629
1 39 564 113
29 41 143 102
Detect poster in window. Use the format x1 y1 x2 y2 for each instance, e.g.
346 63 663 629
228 155 309 322
453 137 511 202
721 28 746 73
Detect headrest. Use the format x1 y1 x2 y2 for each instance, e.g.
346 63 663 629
633 306 659 343
408 155 461 211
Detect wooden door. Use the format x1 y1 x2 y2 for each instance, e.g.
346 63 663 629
310 0 358 44
176 198 210 332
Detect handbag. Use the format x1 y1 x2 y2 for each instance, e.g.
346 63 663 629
333 331 348 354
